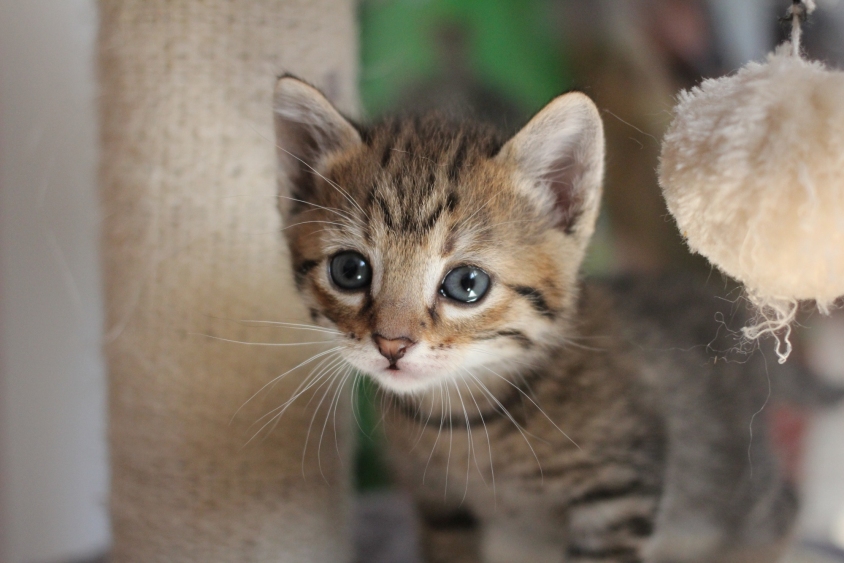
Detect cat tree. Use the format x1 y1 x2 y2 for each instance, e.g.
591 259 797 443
98 1 357 560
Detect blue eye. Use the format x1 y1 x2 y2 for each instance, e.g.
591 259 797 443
440 266 491 304
330 251 371 290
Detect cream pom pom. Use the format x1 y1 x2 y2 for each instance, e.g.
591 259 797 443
659 3 844 362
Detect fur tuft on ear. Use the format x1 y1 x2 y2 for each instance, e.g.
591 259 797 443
273 76 361 206
497 92 604 236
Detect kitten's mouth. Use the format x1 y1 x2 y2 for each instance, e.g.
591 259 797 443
378 363 423 382
364 359 452 394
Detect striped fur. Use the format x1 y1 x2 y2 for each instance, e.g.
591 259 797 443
274 77 799 562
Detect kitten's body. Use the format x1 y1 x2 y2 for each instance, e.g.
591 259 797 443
386 278 795 563
272 77 830 562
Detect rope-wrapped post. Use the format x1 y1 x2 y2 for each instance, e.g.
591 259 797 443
98 2 358 560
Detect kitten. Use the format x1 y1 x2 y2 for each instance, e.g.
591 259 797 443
273 76 827 563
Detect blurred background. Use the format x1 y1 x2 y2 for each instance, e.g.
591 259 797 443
2 0 844 561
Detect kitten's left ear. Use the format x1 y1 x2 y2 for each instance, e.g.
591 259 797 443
273 75 362 202
497 92 604 236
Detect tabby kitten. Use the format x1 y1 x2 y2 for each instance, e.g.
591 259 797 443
273 76 800 563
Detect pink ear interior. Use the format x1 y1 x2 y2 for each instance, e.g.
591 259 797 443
502 93 604 236
541 150 587 234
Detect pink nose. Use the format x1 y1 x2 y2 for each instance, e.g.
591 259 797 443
373 334 415 368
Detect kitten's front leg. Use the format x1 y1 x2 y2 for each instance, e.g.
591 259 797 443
480 510 568 563
563 490 658 563
418 507 483 563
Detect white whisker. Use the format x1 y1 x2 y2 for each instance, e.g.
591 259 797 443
330 366 355 470
192 333 332 347
317 367 349 474
249 121 369 220
281 219 349 232
422 380 447 486
480 365 580 451
232 346 343 423
466 371 545 483
274 143 370 221
302 365 347 481
445 378 455 500
411 392 437 452
244 355 344 445
453 378 476 503
255 354 345 432
240 323 341 336
466 376 496 501
207 316 343 335
277 194 361 227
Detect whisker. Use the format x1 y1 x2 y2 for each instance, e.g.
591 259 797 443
422 380 447 486
317 367 348 475
232 346 343 423
466 376 496 501
252 354 344 432
277 194 361 227
602 109 660 145
191 333 333 347
411 390 437 452
453 379 477 503
483 218 545 229
281 219 349 232
233 319 343 335
299 356 348 413
204 315 343 335
466 371 545 483
302 365 346 481
462 198 492 227
329 366 355 472
249 121 369 220
559 337 607 352
445 378 455 500
274 143 370 221
350 372 367 436
244 354 343 443
480 365 580 451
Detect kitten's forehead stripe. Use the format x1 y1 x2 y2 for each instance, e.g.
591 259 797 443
379 142 393 169
372 192 394 230
448 134 468 182
420 202 445 234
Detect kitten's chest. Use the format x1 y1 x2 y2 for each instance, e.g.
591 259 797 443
385 398 657 499
383 363 666 527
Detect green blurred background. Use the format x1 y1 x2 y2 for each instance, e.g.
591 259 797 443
352 0 844 502
356 0 576 491
359 0 572 122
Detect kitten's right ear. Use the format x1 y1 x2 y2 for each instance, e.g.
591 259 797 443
273 76 361 202
497 92 604 238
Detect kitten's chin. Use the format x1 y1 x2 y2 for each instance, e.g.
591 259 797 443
366 367 443 395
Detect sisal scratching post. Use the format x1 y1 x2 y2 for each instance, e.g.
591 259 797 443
99 2 358 561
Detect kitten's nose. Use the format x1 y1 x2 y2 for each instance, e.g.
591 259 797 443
373 334 416 368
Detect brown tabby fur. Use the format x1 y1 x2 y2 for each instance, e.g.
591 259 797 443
272 76 836 563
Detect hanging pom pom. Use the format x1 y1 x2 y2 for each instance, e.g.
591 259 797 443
659 1 844 362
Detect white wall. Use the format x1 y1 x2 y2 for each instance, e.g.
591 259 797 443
0 1 110 562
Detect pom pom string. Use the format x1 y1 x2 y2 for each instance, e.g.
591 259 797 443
741 294 797 364
785 0 816 57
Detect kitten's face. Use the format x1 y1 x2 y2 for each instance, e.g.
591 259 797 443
274 78 604 395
